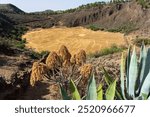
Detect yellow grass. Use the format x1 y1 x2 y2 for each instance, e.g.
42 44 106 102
23 26 130 54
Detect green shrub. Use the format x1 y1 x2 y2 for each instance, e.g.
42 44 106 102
88 44 126 58
87 25 103 31
14 39 26 49
0 37 12 51
133 37 150 47
29 50 49 59
107 23 138 34
137 0 150 8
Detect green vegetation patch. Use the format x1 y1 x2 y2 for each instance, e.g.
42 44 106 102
87 24 104 31
133 37 150 47
14 38 26 49
88 44 126 58
137 0 150 9
29 50 49 59
107 23 138 34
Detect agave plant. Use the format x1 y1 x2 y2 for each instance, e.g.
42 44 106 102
120 44 150 100
59 74 117 100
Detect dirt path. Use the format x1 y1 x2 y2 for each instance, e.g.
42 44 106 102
23 27 131 54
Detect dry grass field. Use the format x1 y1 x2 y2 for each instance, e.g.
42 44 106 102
23 27 130 54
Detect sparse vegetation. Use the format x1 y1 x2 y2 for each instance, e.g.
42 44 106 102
14 38 26 49
87 24 104 31
136 0 150 8
107 23 138 34
88 44 126 58
0 37 12 53
133 37 150 47
29 50 50 59
32 1 106 15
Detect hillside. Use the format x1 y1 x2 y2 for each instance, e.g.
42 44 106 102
0 13 14 37
1 1 150 37
0 4 24 14
55 1 150 37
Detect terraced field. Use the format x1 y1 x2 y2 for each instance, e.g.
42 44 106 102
23 27 131 54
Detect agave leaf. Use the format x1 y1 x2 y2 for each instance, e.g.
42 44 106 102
144 48 150 77
140 72 150 97
120 52 126 99
139 42 145 62
135 95 143 100
103 67 123 100
147 95 150 100
86 74 97 100
106 80 116 100
142 93 148 100
136 43 147 93
125 46 131 93
70 79 81 100
128 47 138 98
115 89 124 100
103 67 114 85
59 84 70 100
97 83 103 100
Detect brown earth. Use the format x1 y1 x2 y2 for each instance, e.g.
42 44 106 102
0 50 33 99
23 27 132 54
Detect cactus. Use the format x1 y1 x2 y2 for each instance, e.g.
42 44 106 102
120 44 150 100
60 74 116 100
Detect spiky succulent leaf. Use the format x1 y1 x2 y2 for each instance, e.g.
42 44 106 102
106 80 116 100
128 47 138 98
70 79 81 100
137 43 147 92
103 67 123 99
59 84 70 100
140 72 150 97
86 74 97 100
126 46 131 93
120 52 126 99
97 84 103 100
147 95 150 100
103 67 113 85
142 93 148 100
145 48 150 76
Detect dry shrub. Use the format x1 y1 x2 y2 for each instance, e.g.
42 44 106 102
58 45 71 62
70 54 76 65
30 62 48 86
46 51 62 70
49 83 61 99
80 64 93 84
75 50 86 66
63 60 71 68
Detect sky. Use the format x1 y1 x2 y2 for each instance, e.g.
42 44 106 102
0 0 109 12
